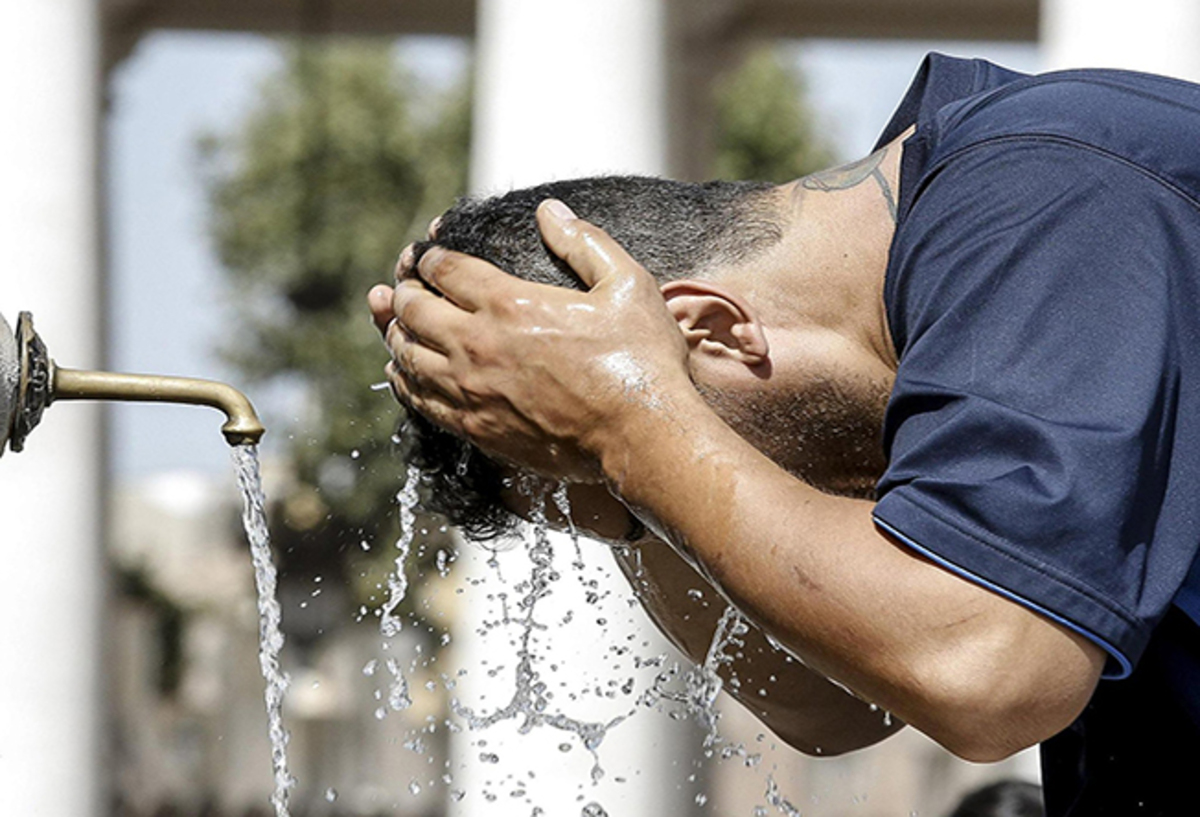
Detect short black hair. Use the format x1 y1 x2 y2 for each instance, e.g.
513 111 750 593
402 175 783 540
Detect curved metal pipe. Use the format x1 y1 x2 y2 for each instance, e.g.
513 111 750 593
52 366 265 446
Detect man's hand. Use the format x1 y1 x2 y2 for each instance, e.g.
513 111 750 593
367 199 694 482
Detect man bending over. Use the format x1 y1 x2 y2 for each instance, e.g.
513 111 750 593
368 55 1200 815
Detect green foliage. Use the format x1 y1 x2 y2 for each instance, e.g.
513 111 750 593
202 39 469 623
711 46 834 183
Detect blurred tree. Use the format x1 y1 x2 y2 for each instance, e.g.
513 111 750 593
201 39 468 648
710 45 834 183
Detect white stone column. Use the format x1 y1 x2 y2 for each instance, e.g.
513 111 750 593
452 2 700 815
0 2 103 816
470 0 668 193
1042 0 1200 81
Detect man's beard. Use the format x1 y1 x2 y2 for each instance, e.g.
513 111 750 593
695 374 891 500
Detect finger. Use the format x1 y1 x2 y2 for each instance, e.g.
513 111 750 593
535 199 644 291
387 361 465 436
427 215 443 240
391 279 471 354
417 247 516 312
393 243 417 284
385 340 462 406
368 284 395 335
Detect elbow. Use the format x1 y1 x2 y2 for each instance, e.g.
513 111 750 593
913 671 1093 763
936 724 1038 765
901 623 1104 763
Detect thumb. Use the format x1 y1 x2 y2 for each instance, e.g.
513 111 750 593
536 199 644 291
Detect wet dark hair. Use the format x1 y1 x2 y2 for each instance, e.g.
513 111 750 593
403 175 783 540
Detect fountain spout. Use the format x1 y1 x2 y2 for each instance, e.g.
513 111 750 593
2 311 264 453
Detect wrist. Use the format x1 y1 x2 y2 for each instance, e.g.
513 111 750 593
591 381 723 498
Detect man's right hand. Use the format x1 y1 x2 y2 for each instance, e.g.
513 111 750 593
368 199 699 486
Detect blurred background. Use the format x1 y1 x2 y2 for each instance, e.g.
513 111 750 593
2 1 1198 815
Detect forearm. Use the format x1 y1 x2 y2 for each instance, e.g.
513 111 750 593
612 538 902 755
600 391 1102 761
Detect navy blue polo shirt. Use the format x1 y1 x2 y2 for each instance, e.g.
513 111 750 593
872 54 1200 813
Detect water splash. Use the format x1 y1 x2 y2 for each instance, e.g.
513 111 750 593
551 481 585 569
640 604 749 749
763 775 803 816
639 604 815 810
451 480 628 783
231 444 295 817
377 463 422 713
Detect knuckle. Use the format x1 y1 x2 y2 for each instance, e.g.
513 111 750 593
490 294 530 321
456 372 493 406
458 334 492 366
420 248 454 288
393 244 415 281
459 412 490 441
396 297 421 329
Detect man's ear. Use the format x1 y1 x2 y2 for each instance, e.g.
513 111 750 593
660 280 769 366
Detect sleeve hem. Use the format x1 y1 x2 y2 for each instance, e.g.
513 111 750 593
873 493 1138 679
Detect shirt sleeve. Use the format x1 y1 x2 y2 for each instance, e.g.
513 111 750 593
875 138 1190 677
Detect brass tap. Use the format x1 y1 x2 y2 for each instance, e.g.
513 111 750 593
52 367 265 447
2 311 264 453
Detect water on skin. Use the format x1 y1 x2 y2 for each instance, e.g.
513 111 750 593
639 602 813 812
231 444 295 817
640 604 749 750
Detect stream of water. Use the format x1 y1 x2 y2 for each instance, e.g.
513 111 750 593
229 436 805 814
232 444 295 817
376 463 423 716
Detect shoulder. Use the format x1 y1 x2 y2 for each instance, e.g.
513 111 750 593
914 69 1200 205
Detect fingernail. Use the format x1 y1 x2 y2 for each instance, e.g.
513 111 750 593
544 199 576 223
428 215 443 238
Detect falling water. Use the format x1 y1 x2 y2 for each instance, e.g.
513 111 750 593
376 463 423 715
231 444 295 817
640 604 749 750
638 602 815 812
451 480 628 783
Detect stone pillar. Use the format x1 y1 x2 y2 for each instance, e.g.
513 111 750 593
0 2 104 815
470 0 667 193
452 2 702 815
1042 0 1200 81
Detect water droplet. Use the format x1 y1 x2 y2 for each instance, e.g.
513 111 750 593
581 803 608 817
409 780 422 795
324 787 337 802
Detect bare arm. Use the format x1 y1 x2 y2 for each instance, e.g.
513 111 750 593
612 535 903 755
601 383 1103 762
